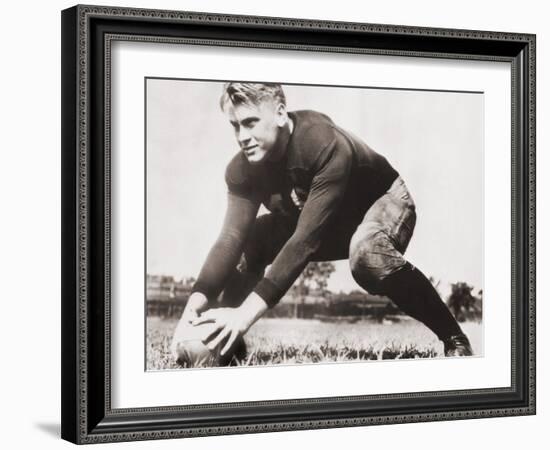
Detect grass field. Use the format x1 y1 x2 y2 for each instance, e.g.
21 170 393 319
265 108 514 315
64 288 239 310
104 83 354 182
147 316 482 370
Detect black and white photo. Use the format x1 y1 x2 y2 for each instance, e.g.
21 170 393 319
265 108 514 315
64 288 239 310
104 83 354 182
61 6 536 443
146 80 484 369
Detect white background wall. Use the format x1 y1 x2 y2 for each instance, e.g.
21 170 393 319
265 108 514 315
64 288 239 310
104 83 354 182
0 0 545 448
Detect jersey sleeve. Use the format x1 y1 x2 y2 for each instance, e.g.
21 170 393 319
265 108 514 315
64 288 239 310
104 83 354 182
254 130 353 307
191 165 261 300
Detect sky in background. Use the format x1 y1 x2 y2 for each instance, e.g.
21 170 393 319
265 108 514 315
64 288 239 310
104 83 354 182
146 79 483 295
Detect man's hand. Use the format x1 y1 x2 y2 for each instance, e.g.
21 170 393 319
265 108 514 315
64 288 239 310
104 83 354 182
180 292 209 324
192 292 269 356
192 307 248 356
170 292 209 359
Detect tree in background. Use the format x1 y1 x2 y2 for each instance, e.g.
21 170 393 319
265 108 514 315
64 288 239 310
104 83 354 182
447 282 482 322
291 262 336 318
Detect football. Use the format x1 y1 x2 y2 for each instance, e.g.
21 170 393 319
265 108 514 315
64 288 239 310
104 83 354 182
171 321 221 368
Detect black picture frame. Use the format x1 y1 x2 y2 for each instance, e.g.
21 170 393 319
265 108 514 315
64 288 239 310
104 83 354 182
61 4 536 444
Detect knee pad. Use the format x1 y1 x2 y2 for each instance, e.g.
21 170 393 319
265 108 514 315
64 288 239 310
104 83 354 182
349 232 406 294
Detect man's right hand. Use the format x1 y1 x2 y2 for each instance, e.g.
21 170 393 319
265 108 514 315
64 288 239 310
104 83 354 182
180 292 209 324
170 292 209 360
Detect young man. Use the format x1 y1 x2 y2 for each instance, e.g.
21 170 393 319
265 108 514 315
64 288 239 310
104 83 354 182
171 82 472 365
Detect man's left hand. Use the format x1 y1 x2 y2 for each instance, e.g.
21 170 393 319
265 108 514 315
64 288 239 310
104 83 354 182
192 292 269 356
192 308 248 356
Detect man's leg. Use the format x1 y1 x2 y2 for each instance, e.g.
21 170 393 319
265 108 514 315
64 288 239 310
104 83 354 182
218 213 295 307
349 178 472 356
218 265 263 308
372 263 464 342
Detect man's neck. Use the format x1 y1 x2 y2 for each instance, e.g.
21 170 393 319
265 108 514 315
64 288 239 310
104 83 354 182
268 117 294 163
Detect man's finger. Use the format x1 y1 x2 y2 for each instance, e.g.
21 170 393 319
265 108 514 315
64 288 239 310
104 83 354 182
192 310 218 326
194 307 235 326
182 310 199 324
221 330 239 356
207 327 230 351
200 321 224 344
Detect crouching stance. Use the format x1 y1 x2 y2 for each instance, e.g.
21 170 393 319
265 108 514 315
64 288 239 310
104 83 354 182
171 83 472 367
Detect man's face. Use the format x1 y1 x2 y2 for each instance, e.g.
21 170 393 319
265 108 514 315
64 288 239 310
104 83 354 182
224 100 285 164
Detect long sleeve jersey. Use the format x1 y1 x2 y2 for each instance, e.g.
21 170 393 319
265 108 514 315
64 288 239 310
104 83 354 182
192 110 399 307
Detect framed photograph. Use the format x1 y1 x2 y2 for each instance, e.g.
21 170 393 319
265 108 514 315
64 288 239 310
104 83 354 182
61 4 535 444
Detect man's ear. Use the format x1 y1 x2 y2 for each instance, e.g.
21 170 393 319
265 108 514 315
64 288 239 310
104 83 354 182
275 102 288 127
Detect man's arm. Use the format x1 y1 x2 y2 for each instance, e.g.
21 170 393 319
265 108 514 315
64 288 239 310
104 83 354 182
171 191 259 359
191 192 260 301
254 133 352 306
193 133 353 355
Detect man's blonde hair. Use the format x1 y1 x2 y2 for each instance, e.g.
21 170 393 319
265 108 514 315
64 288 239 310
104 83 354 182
220 82 286 111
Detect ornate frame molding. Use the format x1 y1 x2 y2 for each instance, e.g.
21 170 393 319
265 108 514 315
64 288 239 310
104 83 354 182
61 5 535 444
